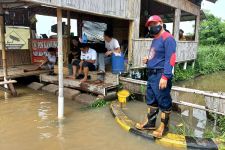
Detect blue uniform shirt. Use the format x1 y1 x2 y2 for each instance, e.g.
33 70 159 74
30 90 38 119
147 31 176 80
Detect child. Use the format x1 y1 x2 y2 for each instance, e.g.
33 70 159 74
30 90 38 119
24 47 57 74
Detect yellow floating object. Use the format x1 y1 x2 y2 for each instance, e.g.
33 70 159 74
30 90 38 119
117 89 130 103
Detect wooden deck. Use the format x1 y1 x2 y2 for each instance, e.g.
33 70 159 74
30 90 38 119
40 72 119 96
0 65 48 79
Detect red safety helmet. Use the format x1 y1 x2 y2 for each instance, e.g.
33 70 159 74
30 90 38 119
145 15 162 27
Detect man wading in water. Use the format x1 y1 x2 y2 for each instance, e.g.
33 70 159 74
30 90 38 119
135 15 176 138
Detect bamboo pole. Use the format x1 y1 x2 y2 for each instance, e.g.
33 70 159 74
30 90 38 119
0 5 7 82
57 7 64 119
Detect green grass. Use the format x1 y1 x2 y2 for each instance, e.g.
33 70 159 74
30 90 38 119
196 45 225 74
174 45 225 82
81 99 110 110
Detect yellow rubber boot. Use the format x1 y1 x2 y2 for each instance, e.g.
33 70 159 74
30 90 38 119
152 111 170 138
135 106 159 130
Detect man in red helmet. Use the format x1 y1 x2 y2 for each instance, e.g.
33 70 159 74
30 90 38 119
135 15 176 138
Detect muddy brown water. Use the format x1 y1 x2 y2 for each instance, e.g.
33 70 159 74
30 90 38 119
0 72 224 150
0 87 170 150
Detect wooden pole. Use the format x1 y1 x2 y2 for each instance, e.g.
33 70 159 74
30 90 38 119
77 17 82 37
195 12 200 42
57 8 64 119
67 10 71 37
128 20 134 70
0 5 7 81
66 10 70 65
173 8 181 41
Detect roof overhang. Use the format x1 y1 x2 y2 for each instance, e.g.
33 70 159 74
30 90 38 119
206 0 217 3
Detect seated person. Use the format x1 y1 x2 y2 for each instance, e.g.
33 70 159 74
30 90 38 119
95 29 121 83
68 36 81 63
68 36 81 75
179 29 186 41
24 47 57 74
69 43 97 82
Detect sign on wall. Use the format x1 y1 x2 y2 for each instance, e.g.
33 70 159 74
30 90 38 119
31 39 58 64
5 26 30 49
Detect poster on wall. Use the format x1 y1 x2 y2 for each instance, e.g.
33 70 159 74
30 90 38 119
31 39 58 64
5 26 30 49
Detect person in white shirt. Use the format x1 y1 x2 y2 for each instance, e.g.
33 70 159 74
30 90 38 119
24 47 57 75
70 43 97 82
96 30 121 83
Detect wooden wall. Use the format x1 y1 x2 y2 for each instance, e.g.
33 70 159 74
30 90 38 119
176 41 198 62
0 50 31 67
132 39 198 68
26 0 140 20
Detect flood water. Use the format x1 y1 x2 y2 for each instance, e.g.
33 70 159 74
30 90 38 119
0 72 224 150
175 71 225 92
173 71 225 137
0 87 169 150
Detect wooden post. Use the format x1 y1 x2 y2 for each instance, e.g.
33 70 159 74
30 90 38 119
0 5 7 81
183 62 187 70
128 20 134 70
195 12 200 42
192 60 195 69
67 11 71 37
65 10 71 65
173 8 181 41
77 17 82 37
57 8 64 119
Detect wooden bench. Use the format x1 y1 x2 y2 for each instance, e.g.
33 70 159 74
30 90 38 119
0 80 17 96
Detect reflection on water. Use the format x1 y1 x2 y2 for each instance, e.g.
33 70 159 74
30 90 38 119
0 87 169 150
174 71 225 137
175 71 225 92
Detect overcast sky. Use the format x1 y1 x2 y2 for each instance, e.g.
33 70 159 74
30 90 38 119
36 0 223 37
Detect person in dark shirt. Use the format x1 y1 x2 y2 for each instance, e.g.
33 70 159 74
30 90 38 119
68 36 81 64
135 15 176 138
163 24 170 33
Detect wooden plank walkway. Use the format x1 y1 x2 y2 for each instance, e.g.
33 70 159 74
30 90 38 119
40 72 119 96
0 65 48 79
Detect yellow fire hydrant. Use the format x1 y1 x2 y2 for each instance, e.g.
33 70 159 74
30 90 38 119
117 89 130 108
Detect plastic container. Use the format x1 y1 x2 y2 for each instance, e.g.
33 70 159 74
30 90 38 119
111 53 125 74
117 90 130 103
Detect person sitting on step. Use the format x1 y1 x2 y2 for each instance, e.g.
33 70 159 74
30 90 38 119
68 43 97 82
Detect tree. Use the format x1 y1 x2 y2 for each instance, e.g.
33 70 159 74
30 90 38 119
200 12 225 45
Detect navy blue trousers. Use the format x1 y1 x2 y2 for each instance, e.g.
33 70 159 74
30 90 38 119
146 72 172 111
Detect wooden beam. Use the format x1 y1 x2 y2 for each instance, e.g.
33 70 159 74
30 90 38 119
195 13 200 42
0 5 7 81
128 20 134 69
77 17 82 37
120 77 225 99
67 10 71 36
66 10 70 65
173 8 181 41
154 0 200 16
173 101 225 116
